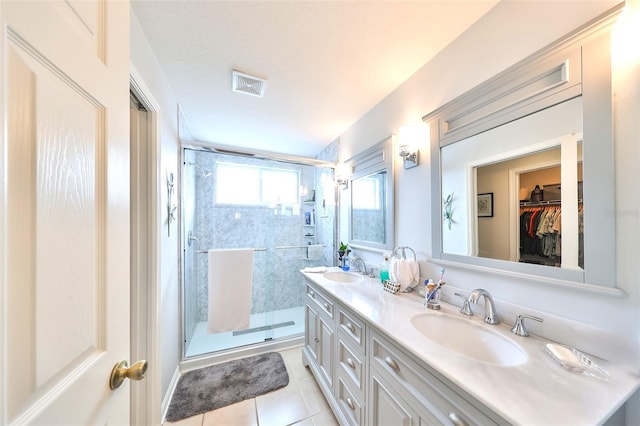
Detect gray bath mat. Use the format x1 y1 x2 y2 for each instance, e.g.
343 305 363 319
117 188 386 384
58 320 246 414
165 352 289 422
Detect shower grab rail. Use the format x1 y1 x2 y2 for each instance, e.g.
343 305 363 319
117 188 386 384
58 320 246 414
274 245 325 250
196 247 267 254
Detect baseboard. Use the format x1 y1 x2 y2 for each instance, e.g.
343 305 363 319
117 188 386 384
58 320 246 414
160 366 181 424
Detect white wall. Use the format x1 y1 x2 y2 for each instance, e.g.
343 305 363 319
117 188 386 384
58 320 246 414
130 12 181 401
338 0 640 421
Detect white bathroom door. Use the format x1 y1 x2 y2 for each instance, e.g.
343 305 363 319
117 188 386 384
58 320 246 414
0 1 131 424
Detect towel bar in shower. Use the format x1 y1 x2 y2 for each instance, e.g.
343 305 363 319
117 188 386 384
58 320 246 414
274 245 325 250
196 248 267 254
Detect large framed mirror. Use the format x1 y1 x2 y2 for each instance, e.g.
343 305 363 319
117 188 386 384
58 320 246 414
438 99 589 283
346 136 394 252
424 12 620 290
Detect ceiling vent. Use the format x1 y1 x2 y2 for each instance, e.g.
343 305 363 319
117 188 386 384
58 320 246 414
232 70 266 98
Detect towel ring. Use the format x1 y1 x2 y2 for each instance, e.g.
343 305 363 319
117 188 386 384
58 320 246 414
392 246 416 261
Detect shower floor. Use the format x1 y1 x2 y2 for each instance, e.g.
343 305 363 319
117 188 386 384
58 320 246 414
185 306 306 358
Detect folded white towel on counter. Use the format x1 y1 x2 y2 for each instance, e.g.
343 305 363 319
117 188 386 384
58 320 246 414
390 258 419 291
303 266 327 273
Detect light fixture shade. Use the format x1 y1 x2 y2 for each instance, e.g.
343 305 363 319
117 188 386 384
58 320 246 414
398 124 427 169
335 163 350 189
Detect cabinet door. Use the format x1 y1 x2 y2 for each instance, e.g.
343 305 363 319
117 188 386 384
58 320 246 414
305 304 319 363
370 371 420 426
318 315 335 388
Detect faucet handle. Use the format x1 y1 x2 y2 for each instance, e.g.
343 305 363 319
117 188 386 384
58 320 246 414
454 292 473 316
511 314 543 337
369 268 378 278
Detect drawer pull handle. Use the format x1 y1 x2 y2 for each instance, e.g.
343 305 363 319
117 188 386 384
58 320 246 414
346 322 356 333
309 291 315 298
324 303 330 312
448 412 469 426
346 396 355 411
315 337 320 343
346 357 356 369
384 356 400 371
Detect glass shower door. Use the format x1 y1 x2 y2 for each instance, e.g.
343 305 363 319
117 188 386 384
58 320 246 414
182 148 333 359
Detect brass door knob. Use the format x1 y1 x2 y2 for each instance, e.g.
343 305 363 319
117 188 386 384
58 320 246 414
109 360 148 390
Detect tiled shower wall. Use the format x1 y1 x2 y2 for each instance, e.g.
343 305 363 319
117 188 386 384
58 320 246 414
183 148 335 340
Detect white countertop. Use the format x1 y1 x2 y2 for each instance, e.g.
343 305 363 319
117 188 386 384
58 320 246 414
302 268 640 425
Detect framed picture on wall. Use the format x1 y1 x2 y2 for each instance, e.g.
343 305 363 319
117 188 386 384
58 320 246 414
477 192 493 217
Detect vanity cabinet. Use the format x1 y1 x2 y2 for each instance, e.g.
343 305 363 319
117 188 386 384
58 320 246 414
304 282 334 389
369 369 421 426
335 305 367 425
370 330 505 426
303 278 505 426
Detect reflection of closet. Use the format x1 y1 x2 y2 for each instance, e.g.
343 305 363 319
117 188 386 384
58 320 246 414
519 203 584 268
517 165 584 268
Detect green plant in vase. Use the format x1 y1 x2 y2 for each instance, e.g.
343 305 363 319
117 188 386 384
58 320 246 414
337 241 350 264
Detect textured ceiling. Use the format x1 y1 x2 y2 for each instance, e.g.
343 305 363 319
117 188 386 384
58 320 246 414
131 1 499 157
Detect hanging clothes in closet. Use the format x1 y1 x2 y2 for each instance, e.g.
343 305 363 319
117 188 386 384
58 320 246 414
519 203 584 268
520 204 562 266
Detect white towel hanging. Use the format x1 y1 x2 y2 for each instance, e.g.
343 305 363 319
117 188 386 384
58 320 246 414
207 249 254 333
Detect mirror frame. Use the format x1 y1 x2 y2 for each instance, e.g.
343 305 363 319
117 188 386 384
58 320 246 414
423 7 623 292
346 136 395 252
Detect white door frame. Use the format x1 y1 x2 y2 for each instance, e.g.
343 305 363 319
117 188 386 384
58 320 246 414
130 65 162 426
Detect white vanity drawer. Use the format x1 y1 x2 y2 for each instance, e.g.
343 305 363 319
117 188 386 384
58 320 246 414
371 331 501 426
338 305 366 352
306 283 333 319
336 376 363 426
337 336 365 396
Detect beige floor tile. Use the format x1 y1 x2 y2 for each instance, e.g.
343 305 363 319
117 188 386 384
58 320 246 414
298 376 331 416
202 398 257 426
256 381 309 426
163 413 203 426
311 409 339 426
281 346 313 381
290 418 314 426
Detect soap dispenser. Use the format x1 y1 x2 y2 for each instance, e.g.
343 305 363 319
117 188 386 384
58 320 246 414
380 253 390 283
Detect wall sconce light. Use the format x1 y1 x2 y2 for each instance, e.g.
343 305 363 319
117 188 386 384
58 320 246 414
398 144 419 169
336 177 349 190
398 123 427 170
335 163 349 190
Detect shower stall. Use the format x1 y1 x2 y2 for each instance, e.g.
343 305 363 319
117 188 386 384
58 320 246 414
182 147 336 359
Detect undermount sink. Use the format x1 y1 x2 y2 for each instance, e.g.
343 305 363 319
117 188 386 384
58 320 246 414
410 313 528 366
323 271 364 283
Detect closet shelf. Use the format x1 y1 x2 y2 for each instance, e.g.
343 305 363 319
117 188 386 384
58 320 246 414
520 199 583 207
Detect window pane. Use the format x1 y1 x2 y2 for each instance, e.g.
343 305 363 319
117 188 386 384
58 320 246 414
262 169 298 205
215 162 299 206
216 163 260 204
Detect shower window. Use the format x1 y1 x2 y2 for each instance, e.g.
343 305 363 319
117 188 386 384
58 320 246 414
215 161 299 206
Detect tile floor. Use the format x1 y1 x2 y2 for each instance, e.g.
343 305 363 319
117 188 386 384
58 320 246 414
164 346 338 426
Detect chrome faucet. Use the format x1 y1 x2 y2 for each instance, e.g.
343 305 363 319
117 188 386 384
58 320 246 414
466 289 500 325
350 256 368 275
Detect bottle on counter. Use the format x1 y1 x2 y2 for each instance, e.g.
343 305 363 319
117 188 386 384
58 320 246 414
380 253 390 283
